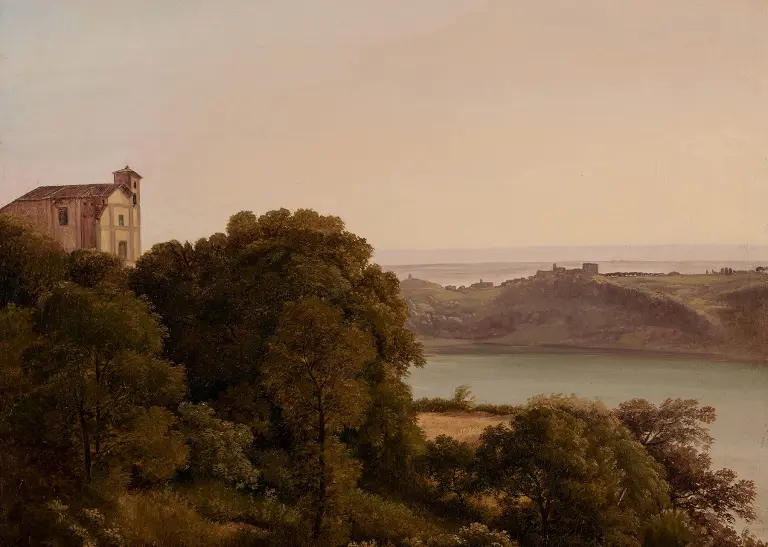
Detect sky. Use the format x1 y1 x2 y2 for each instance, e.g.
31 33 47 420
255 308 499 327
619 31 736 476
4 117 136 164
1 0 767 254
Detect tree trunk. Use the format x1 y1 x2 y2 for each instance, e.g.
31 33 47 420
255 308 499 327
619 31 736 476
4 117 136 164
94 356 101 458
312 404 326 541
79 410 92 483
538 498 549 547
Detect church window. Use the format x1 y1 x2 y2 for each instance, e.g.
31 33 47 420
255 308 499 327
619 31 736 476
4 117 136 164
58 207 68 226
119 214 125 226
118 241 128 260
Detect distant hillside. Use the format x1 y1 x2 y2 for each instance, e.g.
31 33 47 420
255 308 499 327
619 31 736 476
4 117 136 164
400 272 768 359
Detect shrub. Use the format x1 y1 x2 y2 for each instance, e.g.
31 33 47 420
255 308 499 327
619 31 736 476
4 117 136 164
110 490 229 546
404 523 516 547
180 481 299 532
413 397 470 413
413 398 516 416
413 386 516 416
347 489 444 544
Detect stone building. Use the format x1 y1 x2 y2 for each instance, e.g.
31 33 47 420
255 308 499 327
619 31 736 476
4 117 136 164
470 279 494 289
0 166 144 265
582 262 599 275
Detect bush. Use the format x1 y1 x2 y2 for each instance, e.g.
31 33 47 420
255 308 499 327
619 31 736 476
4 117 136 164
110 490 231 546
180 482 298 528
347 489 444 544
413 386 516 416
413 399 516 416
413 397 471 413
472 404 517 416
349 523 515 547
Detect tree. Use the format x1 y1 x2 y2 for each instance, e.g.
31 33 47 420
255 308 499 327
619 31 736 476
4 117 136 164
452 385 476 411
639 509 697 547
0 213 67 308
263 297 375 542
119 405 189 486
28 283 186 483
616 399 757 538
68 249 127 289
528 395 670 522
475 407 595 546
0 305 36 414
177 402 259 488
477 399 670 547
423 435 475 505
129 209 426 492
615 398 715 452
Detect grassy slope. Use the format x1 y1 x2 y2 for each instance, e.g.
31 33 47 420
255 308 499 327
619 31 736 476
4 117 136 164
611 273 768 324
401 273 768 358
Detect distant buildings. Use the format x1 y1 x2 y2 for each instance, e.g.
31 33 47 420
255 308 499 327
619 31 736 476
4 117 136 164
583 263 599 275
535 263 600 279
470 279 494 289
444 263 602 293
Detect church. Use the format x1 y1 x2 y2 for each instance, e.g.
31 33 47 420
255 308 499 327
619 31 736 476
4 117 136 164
0 166 144 266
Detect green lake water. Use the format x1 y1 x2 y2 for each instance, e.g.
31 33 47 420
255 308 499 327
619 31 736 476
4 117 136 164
408 352 768 537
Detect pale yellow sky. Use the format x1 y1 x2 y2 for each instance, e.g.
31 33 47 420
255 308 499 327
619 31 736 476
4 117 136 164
1 0 767 251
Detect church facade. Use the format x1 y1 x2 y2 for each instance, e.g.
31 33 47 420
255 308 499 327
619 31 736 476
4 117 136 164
0 166 144 265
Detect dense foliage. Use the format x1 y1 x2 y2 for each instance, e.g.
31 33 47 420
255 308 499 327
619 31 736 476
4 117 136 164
1 211 766 546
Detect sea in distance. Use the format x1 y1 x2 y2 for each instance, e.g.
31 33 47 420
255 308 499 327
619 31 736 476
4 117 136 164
375 244 768 287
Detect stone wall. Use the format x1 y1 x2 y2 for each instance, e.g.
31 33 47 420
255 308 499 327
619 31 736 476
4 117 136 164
2 200 52 236
49 198 80 251
2 198 88 252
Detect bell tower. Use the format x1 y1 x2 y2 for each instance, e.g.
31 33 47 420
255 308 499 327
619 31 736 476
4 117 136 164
112 165 144 260
113 165 143 204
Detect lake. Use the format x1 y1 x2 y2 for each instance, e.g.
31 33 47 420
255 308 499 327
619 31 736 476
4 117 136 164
408 351 768 537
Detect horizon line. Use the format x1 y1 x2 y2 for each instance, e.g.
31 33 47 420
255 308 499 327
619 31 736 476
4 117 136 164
373 243 768 253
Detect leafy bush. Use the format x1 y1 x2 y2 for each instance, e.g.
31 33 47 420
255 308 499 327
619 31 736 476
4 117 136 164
413 397 472 413
413 385 516 416
110 491 229 546
347 489 444 544
349 523 515 547
181 481 299 532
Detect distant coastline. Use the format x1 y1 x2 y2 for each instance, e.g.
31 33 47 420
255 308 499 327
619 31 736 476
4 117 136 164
418 337 750 364
375 244 768 267
385 259 765 288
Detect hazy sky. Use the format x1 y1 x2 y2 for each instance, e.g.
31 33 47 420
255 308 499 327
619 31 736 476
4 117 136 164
1 0 767 251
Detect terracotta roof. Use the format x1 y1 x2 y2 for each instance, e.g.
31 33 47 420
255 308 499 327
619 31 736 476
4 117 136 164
9 183 131 202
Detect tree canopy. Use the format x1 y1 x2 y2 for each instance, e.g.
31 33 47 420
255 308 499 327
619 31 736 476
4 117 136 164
1 209 766 547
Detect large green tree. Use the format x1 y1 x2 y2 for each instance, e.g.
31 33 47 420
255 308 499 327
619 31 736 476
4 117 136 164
263 297 375 542
68 249 127 289
423 434 475 506
129 209 426 491
616 398 759 544
476 399 670 547
0 213 67 308
26 283 186 483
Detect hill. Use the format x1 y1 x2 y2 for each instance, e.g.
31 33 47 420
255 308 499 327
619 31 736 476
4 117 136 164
400 272 768 359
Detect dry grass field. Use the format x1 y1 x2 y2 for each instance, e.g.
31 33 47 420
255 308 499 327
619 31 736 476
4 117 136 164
418 412 511 444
